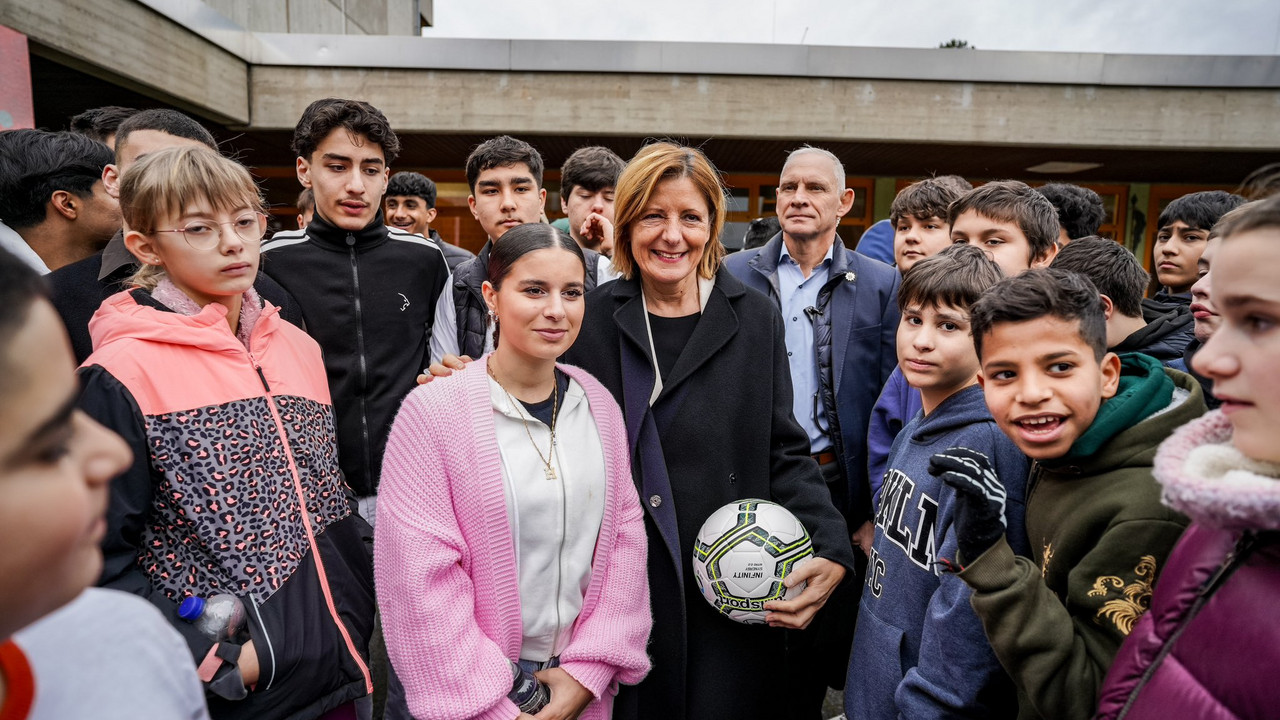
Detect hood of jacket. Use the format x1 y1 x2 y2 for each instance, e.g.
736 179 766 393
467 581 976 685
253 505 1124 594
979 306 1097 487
1111 298 1195 361
1042 359 1205 477
88 286 279 358
1153 410 1280 531
907 383 990 445
1152 289 1191 307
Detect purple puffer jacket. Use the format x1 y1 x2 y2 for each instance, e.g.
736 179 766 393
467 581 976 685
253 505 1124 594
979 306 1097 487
1095 411 1280 720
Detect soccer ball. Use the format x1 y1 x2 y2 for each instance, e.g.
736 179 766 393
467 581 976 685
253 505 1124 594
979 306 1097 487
691 499 814 624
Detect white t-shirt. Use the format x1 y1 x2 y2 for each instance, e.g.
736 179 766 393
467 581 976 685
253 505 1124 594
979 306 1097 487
0 222 49 275
489 375 607 662
14 588 210 720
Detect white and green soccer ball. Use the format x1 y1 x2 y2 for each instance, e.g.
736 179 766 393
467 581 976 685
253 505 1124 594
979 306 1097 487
691 499 814 624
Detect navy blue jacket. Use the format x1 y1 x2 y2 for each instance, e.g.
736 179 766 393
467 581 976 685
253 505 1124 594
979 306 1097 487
846 384 1030 720
564 268 855 720
725 233 901 524
855 218 896 266
868 367 923 509
1112 298 1195 372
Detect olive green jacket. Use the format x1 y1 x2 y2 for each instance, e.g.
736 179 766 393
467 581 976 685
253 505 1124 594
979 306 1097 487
959 368 1205 720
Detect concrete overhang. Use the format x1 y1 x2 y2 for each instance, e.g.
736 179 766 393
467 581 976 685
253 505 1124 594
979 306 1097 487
7 0 1280 154
250 37 1280 89
132 0 1280 153
1 0 250 125
135 0 1280 88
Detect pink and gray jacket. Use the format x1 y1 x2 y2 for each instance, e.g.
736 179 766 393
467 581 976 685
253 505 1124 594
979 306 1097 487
79 284 375 720
1095 410 1280 720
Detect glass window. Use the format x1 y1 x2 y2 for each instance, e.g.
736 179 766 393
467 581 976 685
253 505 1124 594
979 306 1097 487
760 186 777 216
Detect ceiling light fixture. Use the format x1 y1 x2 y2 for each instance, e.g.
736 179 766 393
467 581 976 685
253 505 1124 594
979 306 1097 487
1025 161 1103 174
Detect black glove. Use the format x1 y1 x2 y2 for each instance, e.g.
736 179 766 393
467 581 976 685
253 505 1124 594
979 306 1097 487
929 447 1007 564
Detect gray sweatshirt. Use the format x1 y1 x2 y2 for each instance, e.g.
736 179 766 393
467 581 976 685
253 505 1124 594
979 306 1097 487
14 588 209 719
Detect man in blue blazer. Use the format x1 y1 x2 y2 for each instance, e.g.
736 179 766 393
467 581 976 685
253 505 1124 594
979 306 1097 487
724 146 900 719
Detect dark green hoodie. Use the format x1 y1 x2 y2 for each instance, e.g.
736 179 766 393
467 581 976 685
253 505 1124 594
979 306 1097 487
958 357 1205 720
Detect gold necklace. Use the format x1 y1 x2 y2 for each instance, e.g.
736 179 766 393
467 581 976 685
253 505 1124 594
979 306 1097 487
489 364 560 480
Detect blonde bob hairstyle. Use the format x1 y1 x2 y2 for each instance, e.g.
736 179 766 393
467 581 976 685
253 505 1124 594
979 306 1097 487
120 145 264 290
610 142 726 282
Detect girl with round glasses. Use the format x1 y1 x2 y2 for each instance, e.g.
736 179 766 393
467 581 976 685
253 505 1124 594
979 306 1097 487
79 145 376 719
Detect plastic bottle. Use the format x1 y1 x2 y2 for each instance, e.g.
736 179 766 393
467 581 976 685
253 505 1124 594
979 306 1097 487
507 660 550 714
178 594 247 642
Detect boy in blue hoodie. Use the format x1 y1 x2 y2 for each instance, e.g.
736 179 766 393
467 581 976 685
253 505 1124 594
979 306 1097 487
865 179 1057 527
846 244 1031 720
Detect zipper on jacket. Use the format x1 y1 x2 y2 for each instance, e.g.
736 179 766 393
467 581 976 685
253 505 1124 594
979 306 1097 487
553 439 566 656
261 370 375 694
1114 531 1259 718
1026 462 1045 503
246 347 270 393
347 235 373 492
245 592 277 691
242 341 372 693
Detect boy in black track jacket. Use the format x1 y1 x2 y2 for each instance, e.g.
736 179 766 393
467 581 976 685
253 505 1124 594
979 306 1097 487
261 99 450 515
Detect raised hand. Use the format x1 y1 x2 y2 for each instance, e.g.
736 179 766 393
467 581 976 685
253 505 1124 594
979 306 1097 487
928 447 1007 564
579 213 614 258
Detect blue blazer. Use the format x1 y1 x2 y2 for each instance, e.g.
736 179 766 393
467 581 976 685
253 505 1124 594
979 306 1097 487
725 233 901 524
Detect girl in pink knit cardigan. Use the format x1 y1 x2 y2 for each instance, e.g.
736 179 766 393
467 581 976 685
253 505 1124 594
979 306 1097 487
376 224 652 720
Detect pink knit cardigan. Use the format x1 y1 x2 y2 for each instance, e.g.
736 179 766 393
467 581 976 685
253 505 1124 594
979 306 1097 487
375 357 652 720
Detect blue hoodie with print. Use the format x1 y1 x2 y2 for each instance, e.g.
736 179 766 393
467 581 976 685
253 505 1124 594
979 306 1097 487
845 384 1031 720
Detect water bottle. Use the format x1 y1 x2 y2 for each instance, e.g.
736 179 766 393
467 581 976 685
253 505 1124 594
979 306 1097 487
507 660 550 714
178 593 247 642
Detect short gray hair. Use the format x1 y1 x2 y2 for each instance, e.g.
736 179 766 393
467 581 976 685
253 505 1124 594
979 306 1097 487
781 146 845 189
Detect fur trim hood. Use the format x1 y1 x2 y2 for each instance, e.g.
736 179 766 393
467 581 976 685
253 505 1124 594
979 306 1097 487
1154 410 1280 531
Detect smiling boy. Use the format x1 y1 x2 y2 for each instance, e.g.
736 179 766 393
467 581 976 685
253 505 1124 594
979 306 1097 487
846 244 1029 720
932 268 1205 720
384 171 475 271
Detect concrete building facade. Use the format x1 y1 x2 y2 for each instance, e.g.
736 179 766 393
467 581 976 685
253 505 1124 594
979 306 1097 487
4 0 1278 255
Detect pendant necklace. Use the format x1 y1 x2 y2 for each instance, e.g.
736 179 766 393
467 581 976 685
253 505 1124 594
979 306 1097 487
489 364 560 480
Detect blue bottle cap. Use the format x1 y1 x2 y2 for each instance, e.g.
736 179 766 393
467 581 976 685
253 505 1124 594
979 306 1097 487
178 596 206 621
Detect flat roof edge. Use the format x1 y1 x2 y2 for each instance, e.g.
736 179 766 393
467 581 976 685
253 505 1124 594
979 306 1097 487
139 0 1280 88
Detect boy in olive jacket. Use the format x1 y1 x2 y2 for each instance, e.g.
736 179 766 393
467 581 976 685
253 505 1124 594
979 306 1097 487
930 269 1204 720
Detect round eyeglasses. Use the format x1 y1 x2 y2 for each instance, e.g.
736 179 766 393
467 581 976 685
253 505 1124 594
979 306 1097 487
153 212 266 249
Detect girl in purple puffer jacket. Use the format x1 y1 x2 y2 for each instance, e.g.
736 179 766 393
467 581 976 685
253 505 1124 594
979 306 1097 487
1095 196 1280 720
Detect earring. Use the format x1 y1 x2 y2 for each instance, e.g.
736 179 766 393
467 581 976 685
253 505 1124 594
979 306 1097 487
487 309 497 320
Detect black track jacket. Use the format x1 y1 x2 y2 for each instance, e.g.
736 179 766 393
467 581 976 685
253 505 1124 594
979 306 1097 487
261 212 450 496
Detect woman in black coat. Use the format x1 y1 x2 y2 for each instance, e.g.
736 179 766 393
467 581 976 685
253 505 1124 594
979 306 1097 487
563 142 855 720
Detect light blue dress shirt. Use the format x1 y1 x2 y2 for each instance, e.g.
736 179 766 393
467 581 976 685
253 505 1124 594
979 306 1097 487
777 240 834 453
